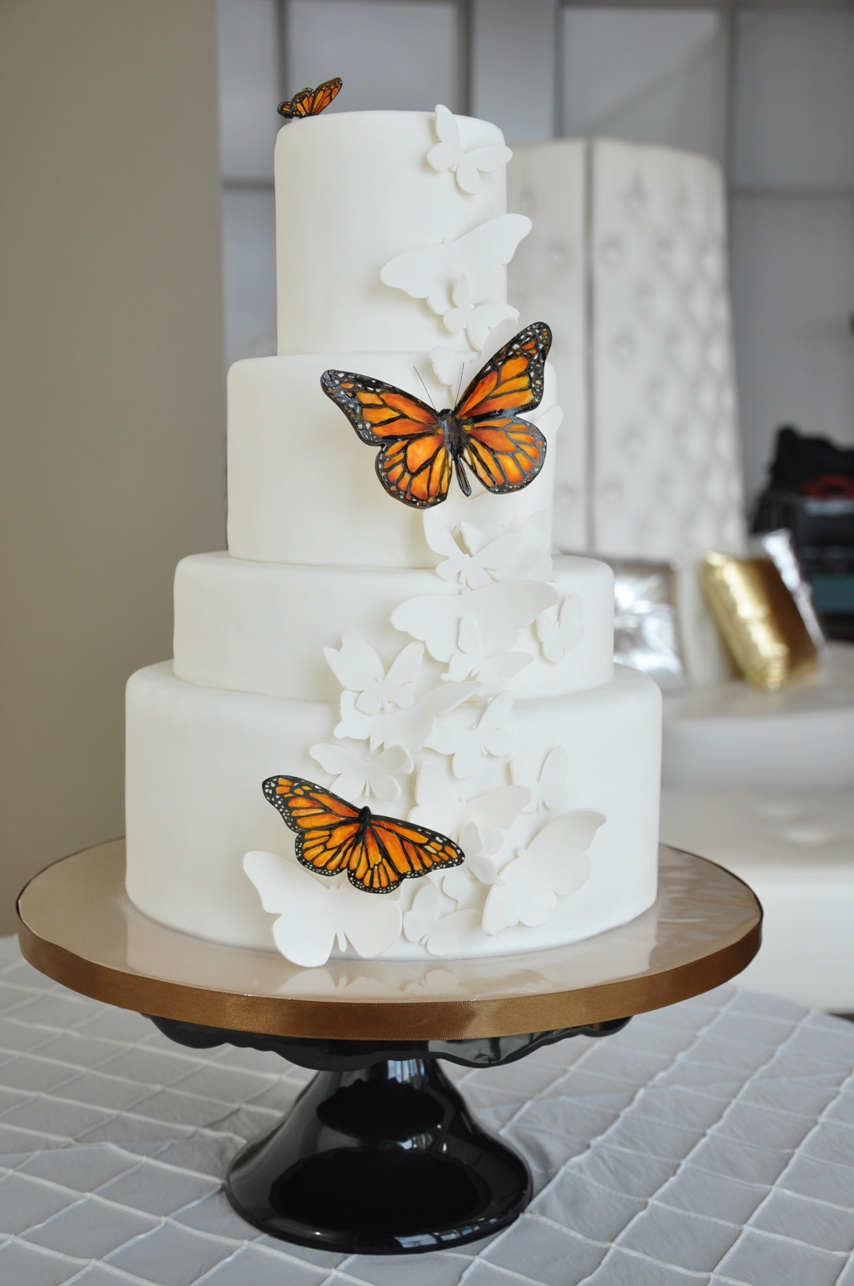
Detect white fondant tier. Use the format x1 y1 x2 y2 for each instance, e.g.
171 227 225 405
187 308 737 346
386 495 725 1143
173 552 614 702
275 112 507 355
226 353 560 567
125 662 661 957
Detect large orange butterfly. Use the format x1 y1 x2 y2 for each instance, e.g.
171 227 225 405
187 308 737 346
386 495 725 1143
321 322 551 508
277 77 342 120
262 776 464 894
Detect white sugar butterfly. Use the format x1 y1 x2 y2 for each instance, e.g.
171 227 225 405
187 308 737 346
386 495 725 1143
381 214 531 318
511 747 570 813
402 882 481 956
243 852 402 967
481 810 606 936
537 594 584 663
334 681 480 752
426 689 517 778
427 105 513 195
324 635 423 714
309 744 413 801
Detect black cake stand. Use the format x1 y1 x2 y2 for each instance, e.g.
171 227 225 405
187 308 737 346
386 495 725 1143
17 840 761 1255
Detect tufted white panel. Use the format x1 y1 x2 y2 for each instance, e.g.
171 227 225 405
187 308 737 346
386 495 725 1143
508 140 587 552
590 139 747 682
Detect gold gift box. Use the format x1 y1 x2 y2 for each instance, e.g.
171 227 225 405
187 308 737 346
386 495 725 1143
702 552 819 691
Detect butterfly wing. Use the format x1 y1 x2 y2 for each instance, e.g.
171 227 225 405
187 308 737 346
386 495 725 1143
367 814 464 890
263 776 464 893
451 323 551 496
321 370 453 508
263 775 365 879
278 77 342 119
456 321 552 420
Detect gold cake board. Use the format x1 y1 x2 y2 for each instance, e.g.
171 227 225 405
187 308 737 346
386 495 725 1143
17 840 761 1041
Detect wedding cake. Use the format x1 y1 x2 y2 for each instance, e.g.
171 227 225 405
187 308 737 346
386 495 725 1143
125 104 661 967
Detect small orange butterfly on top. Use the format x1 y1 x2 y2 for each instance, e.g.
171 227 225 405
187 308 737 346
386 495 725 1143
263 776 464 894
321 322 551 508
277 77 342 120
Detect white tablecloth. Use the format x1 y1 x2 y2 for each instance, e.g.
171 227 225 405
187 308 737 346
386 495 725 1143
0 935 852 1286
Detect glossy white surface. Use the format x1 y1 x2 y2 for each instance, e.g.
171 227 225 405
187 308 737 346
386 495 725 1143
662 644 854 791
125 662 661 956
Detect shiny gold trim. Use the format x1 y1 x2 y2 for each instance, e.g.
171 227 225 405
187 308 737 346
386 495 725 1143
17 841 762 1041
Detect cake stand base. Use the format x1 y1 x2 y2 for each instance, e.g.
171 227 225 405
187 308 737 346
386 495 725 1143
153 1015 629 1253
17 841 762 1255
228 1059 527 1253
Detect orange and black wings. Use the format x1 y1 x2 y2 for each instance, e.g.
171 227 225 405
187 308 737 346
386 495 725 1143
278 77 342 120
453 322 550 496
320 322 551 507
455 322 551 422
320 371 454 508
262 776 464 893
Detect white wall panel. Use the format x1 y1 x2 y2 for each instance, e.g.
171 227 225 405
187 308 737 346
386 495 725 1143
731 10 854 190
286 0 460 113
221 188 277 367
217 0 280 182
730 194 854 496
561 7 728 166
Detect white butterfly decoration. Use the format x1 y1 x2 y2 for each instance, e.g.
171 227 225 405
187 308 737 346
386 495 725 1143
537 594 584 663
469 510 554 583
335 681 481 752
402 882 481 956
391 580 558 666
480 810 606 936
409 760 531 857
430 316 522 401
511 746 570 814
442 275 519 352
324 635 424 714
426 689 517 778
427 105 513 195
243 852 402 967
309 743 413 802
446 614 531 692
422 509 522 589
380 213 531 318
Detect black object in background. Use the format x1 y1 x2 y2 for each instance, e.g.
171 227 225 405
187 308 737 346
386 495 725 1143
753 426 854 640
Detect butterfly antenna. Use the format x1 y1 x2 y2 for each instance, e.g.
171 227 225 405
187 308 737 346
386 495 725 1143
414 366 437 410
456 363 466 406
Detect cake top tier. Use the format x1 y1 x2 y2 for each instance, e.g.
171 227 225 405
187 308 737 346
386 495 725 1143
275 110 513 355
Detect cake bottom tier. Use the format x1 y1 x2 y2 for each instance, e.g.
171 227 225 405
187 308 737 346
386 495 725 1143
125 662 661 958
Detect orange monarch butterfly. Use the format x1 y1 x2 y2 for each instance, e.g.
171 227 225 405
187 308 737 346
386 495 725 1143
321 322 551 508
277 77 342 120
262 776 465 894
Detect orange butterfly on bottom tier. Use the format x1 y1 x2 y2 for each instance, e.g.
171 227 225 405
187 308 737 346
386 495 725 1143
277 77 342 120
321 321 551 508
262 776 465 893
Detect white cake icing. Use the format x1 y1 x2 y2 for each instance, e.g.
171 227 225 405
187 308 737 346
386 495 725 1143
124 106 662 965
173 553 614 702
126 662 660 957
276 112 509 354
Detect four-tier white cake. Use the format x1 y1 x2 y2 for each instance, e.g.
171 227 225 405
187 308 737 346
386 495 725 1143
124 108 662 966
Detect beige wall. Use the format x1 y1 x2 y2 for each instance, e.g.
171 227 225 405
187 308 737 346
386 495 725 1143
0 1 226 931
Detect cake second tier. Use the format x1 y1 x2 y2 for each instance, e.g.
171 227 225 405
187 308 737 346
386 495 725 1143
226 352 560 567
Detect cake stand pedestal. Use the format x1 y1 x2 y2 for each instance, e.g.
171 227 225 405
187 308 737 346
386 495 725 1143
17 841 761 1255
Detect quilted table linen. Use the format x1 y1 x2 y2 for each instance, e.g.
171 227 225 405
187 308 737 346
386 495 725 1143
0 935 852 1285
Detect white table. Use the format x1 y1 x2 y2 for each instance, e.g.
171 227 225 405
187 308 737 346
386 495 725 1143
0 934 853 1285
